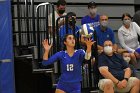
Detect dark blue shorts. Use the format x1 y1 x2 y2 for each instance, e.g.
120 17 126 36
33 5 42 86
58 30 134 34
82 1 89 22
56 81 81 93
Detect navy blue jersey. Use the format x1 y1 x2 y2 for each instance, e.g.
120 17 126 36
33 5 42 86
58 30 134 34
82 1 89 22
98 53 128 80
42 49 85 83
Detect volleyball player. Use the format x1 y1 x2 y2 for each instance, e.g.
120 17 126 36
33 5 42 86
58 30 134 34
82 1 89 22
42 34 94 93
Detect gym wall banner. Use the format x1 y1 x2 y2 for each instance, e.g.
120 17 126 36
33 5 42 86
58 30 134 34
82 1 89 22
0 0 15 93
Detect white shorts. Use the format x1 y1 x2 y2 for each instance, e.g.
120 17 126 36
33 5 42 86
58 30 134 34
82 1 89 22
98 77 138 92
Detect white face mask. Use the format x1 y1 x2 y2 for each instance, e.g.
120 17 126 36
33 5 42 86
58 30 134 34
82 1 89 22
104 46 113 55
89 8 97 15
101 21 108 27
123 57 131 63
123 19 131 26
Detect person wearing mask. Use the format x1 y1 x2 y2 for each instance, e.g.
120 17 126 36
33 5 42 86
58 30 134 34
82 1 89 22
98 40 139 93
118 13 140 53
48 0 67 46
42 34 94 93
59 12 81 42
118 13 140 64
95 15 118 53
49 0 67 27
81 1 100 27
122 51 137 77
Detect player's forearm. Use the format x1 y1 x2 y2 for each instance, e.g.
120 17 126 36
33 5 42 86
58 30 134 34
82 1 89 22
43 51 49 60
85 46 91 60
86 45 92 53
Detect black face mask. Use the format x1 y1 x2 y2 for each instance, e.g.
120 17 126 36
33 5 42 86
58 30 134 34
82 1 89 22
58 10 65 14
69 20 76 25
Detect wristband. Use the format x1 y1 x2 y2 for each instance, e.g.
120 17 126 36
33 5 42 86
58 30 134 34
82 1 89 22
124 78 129 81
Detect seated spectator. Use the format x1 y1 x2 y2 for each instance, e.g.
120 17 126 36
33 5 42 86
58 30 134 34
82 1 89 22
81 1 100 27
95 15 118 53
118 13 140 65
118 13 140 53
98 40 139 93
59 12 80 39
122 51 137 77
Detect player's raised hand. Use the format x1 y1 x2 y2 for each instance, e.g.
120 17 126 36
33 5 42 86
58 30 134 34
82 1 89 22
42 39 52 52
84 38 95 53
85 38 95 47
